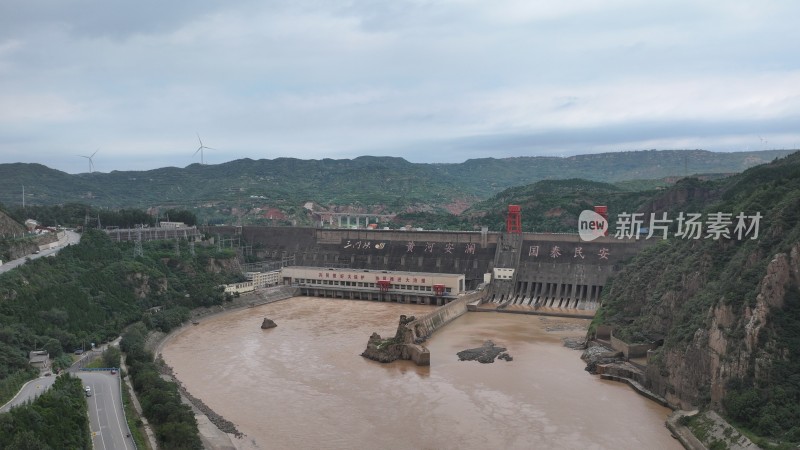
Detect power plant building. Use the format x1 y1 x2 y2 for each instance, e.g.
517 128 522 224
281 266 465 306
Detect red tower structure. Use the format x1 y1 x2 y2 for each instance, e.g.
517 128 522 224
506 205 522 234
594 205 609 236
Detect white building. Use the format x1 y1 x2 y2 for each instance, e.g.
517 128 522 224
223 270 281 294
281 266 465 296
158 221 186 229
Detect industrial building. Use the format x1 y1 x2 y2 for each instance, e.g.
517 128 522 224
281 266 465 306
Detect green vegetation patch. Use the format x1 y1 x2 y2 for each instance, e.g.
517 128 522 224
0 374 91 449
592 152 800 445
122 323 202 450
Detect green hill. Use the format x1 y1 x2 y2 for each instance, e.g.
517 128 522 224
0 151 792 225
391 177 674 232
592 151 800 444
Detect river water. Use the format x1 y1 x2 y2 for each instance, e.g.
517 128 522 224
161 297 681 450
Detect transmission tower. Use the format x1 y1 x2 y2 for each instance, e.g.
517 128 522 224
133 229 143 258
216 234 239 251
189 238 196 256
174 239 181 257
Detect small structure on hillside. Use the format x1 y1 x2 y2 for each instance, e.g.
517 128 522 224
29 350 49 370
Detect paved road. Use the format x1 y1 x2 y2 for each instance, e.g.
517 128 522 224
1 338 132 449
0 230 81 274
0 375 57 413
0 346 101 413
0 371 133 448
0 233 133 446
78 371 133 450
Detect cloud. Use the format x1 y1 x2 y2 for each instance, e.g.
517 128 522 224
1 1 800 174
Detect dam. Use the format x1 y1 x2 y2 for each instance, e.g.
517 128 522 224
207 223 648 316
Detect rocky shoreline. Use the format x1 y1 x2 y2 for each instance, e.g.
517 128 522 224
579 341 625 374
573 338 746 449
157 358 244 439
148 287 296 446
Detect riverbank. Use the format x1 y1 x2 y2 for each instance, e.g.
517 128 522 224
150 285 297 356
147 286 296 449
581 338 765 450
160 300 680 449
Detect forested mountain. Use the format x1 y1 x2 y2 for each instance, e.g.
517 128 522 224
0 231 239 397
0 230 243 447
592 151 800 444
0 151 791 224
2 151 799 447
390 177 704 232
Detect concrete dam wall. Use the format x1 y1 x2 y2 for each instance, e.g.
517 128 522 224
406 292 484 343
206 226 649 314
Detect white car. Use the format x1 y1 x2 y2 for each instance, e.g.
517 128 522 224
84 386 92 397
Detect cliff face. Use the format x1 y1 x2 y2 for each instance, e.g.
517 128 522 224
126 271 169 300
0 210 25 237
592 152 800 441
641 245 800 409
636 177 718 221
0 210 36 260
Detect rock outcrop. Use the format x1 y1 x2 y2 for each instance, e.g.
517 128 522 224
456 340 512 364
581 342 624 373
361 332 403 363
261 317 277 329
361 315 430 366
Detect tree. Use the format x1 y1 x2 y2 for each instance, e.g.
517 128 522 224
101 346 121 368
7 430 50 450
42 339 62 358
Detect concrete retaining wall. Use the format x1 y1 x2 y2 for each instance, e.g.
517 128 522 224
665 411 707 450
595 325 613 340
406 291 484 342
248 285 298 307
599 374 670 408
610 333 658 358
400 344 430 366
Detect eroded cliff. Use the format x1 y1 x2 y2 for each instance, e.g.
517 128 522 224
591 152 800 443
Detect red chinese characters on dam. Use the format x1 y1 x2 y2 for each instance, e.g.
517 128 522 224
318 271 426 284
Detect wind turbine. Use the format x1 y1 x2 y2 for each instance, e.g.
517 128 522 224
78 149 98 173
758 135 768 149
194 133 215 165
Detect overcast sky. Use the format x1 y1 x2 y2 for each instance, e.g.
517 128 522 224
1 1 799 174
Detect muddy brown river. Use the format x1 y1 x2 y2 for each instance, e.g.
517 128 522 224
161 297 681 450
